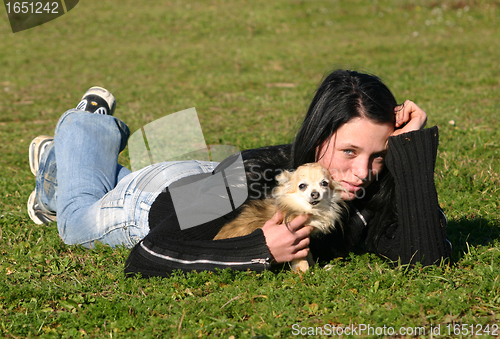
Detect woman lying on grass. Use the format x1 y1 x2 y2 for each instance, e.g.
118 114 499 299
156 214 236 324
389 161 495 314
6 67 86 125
28 69 451 277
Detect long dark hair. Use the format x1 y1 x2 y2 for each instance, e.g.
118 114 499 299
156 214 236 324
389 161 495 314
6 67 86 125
292 69 399 253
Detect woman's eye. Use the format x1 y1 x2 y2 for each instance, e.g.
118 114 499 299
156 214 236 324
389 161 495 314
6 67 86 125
343 149 355 155
299 183 307 190
321 180 329 187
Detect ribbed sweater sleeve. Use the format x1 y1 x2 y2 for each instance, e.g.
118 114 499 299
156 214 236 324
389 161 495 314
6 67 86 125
125 230 271 278
368 126 450 265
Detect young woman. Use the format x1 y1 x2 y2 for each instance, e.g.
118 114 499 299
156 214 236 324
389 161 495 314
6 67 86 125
28 70 451 278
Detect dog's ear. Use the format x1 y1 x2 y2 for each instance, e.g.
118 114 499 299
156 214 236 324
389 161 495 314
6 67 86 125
276 170 292 185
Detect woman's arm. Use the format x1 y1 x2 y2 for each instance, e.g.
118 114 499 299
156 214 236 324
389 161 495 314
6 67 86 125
366 126 451 265
362 101 450 265
125 188 272 278
125 193 313 277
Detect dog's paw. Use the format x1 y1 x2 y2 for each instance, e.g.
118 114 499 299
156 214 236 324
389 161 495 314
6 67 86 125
291 258 310 272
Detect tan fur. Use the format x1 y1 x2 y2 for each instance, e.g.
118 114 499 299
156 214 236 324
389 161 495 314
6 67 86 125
214 163 345 272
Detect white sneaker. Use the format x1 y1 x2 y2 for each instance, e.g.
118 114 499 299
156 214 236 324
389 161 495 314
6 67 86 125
76 86 116 115
28 135 57 225
29 135 53 176
27 190 56 225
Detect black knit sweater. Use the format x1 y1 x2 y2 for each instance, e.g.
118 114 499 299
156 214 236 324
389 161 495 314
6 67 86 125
124 126 451 278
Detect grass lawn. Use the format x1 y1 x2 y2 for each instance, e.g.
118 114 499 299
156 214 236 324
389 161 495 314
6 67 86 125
1 0 499 337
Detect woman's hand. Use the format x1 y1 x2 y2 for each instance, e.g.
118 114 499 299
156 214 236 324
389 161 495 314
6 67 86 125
392 100 427 136
261 211 314 264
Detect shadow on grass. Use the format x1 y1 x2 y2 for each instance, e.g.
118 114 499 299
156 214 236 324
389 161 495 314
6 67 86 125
447 217 500 262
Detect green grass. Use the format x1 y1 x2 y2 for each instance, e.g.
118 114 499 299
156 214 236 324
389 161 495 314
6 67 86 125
1 0 499 337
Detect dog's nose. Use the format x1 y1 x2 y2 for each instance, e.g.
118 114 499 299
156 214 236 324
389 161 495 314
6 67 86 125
311 191 320 200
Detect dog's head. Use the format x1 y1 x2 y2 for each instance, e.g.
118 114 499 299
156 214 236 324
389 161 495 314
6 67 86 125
274 163 341 213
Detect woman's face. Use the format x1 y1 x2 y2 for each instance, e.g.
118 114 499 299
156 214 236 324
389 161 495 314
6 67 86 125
317 117 394 201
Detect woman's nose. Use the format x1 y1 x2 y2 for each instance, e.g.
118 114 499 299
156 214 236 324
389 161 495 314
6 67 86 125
353 158 370 182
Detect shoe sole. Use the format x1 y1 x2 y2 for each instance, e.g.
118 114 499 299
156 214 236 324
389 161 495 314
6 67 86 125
29 136 54 176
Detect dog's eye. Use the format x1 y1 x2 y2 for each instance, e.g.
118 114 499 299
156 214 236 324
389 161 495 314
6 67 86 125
321 180 329 187
299 183 307 191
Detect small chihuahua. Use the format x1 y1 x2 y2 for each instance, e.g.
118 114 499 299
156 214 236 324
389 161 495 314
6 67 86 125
214 163 345 272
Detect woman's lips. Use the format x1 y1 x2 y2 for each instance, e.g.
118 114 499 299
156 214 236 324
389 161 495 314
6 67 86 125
341 181 362 192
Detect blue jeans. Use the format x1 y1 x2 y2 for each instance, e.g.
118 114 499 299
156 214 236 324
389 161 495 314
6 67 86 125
37 110 217 248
